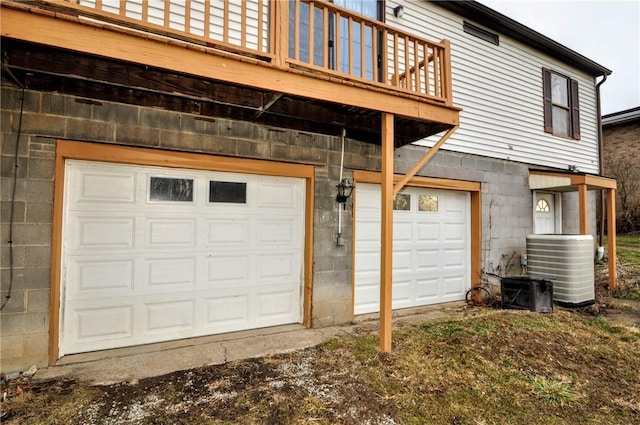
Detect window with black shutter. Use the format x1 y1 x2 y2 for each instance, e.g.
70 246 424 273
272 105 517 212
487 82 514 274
542 68 580 140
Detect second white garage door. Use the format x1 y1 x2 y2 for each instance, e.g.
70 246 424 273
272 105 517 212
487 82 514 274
354 183 470 315
61 160 305 355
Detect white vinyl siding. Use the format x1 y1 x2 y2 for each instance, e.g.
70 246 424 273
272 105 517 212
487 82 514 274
79 0 270 53
386 1 600 174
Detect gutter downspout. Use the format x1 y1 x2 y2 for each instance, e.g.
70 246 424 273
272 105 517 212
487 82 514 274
596 74 608 247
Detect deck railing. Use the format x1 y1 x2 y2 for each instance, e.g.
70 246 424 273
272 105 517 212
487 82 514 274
34 0 453 105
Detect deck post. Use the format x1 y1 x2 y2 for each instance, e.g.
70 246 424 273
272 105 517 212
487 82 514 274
272 0 288 68
578 184 588 235
380 112 394 352
470 191 482 288
607 189 617 289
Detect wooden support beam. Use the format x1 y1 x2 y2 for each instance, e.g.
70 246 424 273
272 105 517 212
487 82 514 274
441 39 453 106
1 7 460 127
251 93 283 120
393 125 458 196
607 188 617 289
272 0 288 68
470 191 482 287
578 184 588 235
380 112 394 353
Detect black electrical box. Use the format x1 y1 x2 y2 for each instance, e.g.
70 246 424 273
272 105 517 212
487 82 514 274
501 276 553 313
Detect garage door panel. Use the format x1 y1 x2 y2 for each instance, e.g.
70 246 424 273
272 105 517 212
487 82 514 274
392 279 412 303
353 250 379 273
443 195 466 213
207 218 249 246
393 250 413 271
443 223 466 242
205 294 250 326
61 160 305 355
146 218 197 247
146 257 197 288
70 259 135 293
207 255 250 285
394 222 413 242
257 289 298 319
73 304 134 341
256 253 299 281
415 278 439 300
256 181 300 209
356 186 381 210
258 218 297 245
416 249 439 270
145 300 195 333
443 276 465 295
417 223 439 242
354 282 379 314
356 220 380 243
75 171 137 205
73 217 135 250
444 249 465 267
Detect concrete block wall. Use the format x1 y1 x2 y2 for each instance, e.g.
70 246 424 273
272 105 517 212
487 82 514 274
2 86 586 372
562 191 598 242
394 146 534 280
1 89 54 373
0 86 379 371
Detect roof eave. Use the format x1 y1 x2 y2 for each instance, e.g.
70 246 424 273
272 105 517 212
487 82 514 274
431 0 612 77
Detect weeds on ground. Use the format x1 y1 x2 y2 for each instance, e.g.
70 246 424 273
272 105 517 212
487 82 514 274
3 311 640 425
531 376 582 406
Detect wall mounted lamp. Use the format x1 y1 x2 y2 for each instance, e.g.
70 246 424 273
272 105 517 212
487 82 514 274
393 5 404 18
336 177 354 247
336 178 354 206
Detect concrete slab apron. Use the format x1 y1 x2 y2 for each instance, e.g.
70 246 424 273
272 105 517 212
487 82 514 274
35 326 340 385
34 302 464 385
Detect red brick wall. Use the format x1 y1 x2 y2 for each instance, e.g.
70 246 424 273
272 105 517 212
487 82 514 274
603 121 640 162
603 119 640 233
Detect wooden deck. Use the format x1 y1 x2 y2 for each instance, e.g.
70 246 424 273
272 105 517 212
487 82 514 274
1 0 460 145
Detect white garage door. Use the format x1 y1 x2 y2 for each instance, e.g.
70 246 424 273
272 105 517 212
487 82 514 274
354 183 470 315
61 160 305 355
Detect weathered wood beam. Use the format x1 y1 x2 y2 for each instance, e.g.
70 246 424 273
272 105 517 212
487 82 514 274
578 184 589 235
607 189 617 289
471 191 482 288
251 93 284 120
380 112 394 352
1 6 460 127
393 125 458 196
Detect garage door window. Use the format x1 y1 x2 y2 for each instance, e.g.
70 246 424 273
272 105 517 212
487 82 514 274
419 195 438 212
209 181 247 204
149 177 194 202
393 193 410 211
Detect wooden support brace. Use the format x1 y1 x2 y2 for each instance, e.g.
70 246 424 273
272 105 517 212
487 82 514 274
393 125 458 196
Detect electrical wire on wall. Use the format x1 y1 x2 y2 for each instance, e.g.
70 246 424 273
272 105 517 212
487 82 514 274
1 77 25 312
337 128 346 243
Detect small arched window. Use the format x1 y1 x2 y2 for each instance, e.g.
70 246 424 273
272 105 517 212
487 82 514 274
536 199 550 212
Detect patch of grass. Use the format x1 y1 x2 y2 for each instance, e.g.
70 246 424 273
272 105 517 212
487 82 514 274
590 315 622 333
4 311 640 425
614 234 640 266
615 282 640 301
531 376 582 406
598 234 640 302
